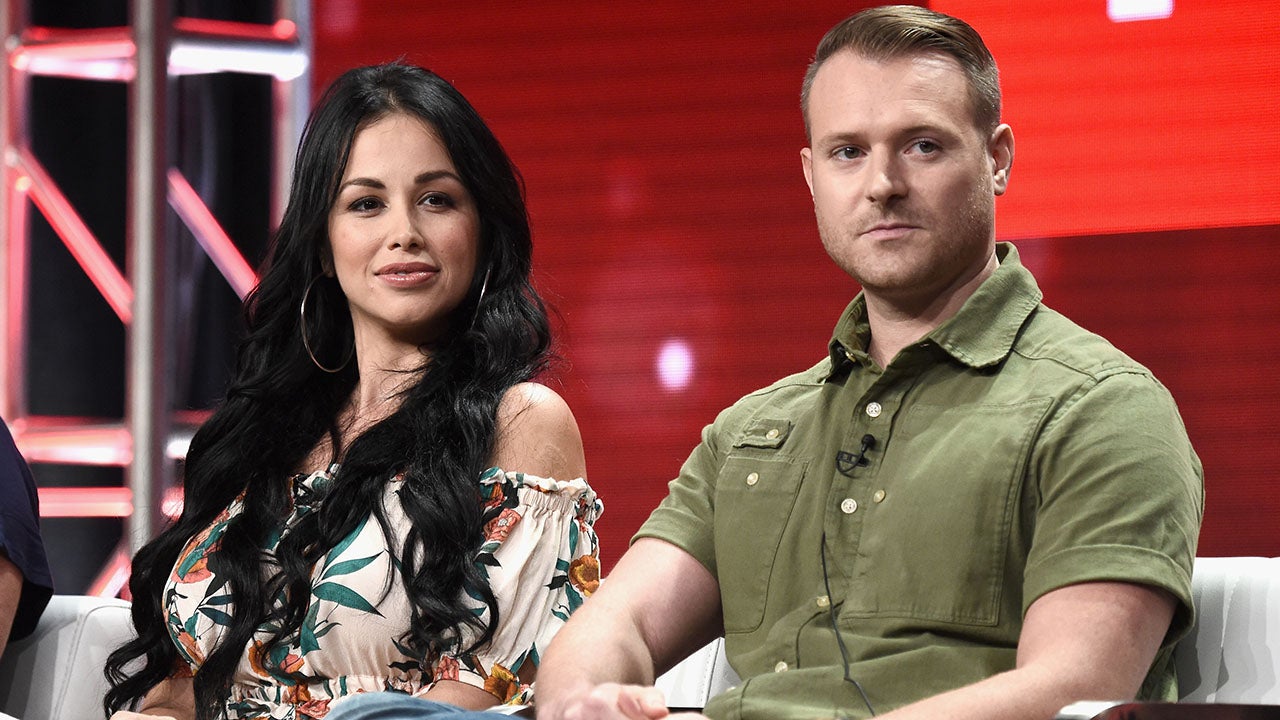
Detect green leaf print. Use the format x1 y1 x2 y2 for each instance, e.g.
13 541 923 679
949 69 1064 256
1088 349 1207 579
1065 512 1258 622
312 582 382 615
300 602 321 654
565 583 584 611
320 552 381 581
322 515 370 572
198 606 234 626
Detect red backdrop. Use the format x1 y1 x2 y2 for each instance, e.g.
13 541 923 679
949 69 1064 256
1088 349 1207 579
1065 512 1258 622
312 1 1280 566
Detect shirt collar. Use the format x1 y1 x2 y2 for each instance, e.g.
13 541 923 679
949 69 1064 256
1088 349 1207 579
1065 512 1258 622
825 243 1043 379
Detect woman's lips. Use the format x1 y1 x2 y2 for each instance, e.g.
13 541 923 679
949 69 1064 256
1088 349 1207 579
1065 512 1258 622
375 262 438 288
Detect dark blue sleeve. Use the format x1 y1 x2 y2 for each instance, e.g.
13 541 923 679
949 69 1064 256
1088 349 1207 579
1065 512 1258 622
1 420 54 642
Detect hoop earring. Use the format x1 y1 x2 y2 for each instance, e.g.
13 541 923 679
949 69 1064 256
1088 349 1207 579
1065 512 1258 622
470 266 492 331
300 275 353 373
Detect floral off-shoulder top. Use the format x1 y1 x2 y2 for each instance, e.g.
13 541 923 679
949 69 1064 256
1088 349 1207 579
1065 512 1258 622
163 466 603 720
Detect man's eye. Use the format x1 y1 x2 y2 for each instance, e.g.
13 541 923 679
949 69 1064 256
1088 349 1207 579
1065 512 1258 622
913 140 940 154
834 147 863 160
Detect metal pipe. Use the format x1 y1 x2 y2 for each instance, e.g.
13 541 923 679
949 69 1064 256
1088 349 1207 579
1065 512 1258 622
1 0 30 421
167 168 257 299
125 0 172 551
15 147 134 322
272 0 310 229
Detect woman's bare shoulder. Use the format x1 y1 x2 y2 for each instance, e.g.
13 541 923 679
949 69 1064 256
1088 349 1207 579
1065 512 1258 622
492 382 586 481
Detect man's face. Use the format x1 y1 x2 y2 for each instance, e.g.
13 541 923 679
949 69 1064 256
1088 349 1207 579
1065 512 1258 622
801 50 1013 310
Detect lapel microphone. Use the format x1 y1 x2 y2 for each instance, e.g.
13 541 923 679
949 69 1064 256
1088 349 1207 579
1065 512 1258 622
835 434 877 477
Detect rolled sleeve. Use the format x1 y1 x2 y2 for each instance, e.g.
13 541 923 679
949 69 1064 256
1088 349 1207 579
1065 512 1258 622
1024 370 1204 646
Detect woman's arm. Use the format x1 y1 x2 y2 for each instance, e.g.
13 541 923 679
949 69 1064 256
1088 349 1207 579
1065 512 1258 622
110 676 196 720
418 382 588 710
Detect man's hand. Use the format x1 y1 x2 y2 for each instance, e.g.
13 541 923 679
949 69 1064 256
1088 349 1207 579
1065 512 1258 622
558 683 667 719
555 683 708 720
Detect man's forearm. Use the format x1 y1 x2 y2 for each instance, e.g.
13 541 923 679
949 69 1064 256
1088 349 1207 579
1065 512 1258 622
875 664 1102 720
537 597 658 713
536 539 724 720
879 581 1175 720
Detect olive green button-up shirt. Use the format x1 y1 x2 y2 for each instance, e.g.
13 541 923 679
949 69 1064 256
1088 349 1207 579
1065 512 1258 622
636 243 1204 720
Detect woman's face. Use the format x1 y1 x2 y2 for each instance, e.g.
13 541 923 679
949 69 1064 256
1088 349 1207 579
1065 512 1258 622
327 112 480 355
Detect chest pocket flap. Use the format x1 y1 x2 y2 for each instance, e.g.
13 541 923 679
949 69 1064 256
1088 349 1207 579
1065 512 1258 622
732 418 794 450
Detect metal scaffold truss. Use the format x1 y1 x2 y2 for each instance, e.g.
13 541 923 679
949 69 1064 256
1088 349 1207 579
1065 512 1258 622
0 0 311 596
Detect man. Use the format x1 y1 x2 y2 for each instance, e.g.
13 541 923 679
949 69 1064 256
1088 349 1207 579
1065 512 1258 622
535 5 1202 720
1 420 53 661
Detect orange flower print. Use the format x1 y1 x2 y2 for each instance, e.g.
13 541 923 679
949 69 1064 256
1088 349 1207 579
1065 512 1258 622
483 484 506 511
248 640 304 677
248 641 269 677
483 508 522 543
483 663 520 703
434 655 460 682
285 683 311 703
171 552 213 584
298 698 331 718
280 651 305 675
174 628 205 666
171 507 232 583
568 555 600 595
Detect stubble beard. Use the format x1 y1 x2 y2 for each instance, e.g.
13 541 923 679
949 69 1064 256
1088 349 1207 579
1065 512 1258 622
817 190 996 303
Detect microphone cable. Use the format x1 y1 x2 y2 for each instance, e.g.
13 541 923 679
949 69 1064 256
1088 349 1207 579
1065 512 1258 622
821 530 877 717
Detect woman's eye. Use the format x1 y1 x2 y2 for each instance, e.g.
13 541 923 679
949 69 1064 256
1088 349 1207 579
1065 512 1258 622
348 197 382 212
422 193 454 208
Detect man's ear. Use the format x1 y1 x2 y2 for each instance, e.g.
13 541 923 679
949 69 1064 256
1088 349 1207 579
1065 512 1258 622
801 146 815 197
990 123 1015 196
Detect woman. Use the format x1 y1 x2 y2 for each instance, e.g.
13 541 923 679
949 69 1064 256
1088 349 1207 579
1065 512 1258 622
104 63 601 720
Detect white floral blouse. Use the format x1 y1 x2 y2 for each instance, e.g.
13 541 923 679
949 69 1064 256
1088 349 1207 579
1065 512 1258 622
163 467 603 720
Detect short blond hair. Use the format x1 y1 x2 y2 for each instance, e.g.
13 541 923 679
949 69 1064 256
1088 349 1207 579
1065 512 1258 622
801 5 1001 137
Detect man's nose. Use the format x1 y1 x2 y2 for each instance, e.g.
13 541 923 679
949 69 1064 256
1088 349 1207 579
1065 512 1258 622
865 152 908 204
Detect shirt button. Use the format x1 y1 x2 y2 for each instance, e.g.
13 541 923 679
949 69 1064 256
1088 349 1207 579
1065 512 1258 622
840 498 858 514
765 428 780 440
774 661 789 673
872 490 886 503
865 402 882 418
816 595 830 608
746 472 759 486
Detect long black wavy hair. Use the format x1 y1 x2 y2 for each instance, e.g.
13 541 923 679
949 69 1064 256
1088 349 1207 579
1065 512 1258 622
104 62 551 720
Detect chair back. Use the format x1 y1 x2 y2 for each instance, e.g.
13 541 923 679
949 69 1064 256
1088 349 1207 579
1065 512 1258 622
1176 556 1280 703
0 595 133 720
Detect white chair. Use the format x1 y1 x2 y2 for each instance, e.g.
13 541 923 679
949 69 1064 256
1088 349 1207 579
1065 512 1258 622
655 637 739 709
1175 556 1280 703
657 557 1280 710
0 595 133 720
